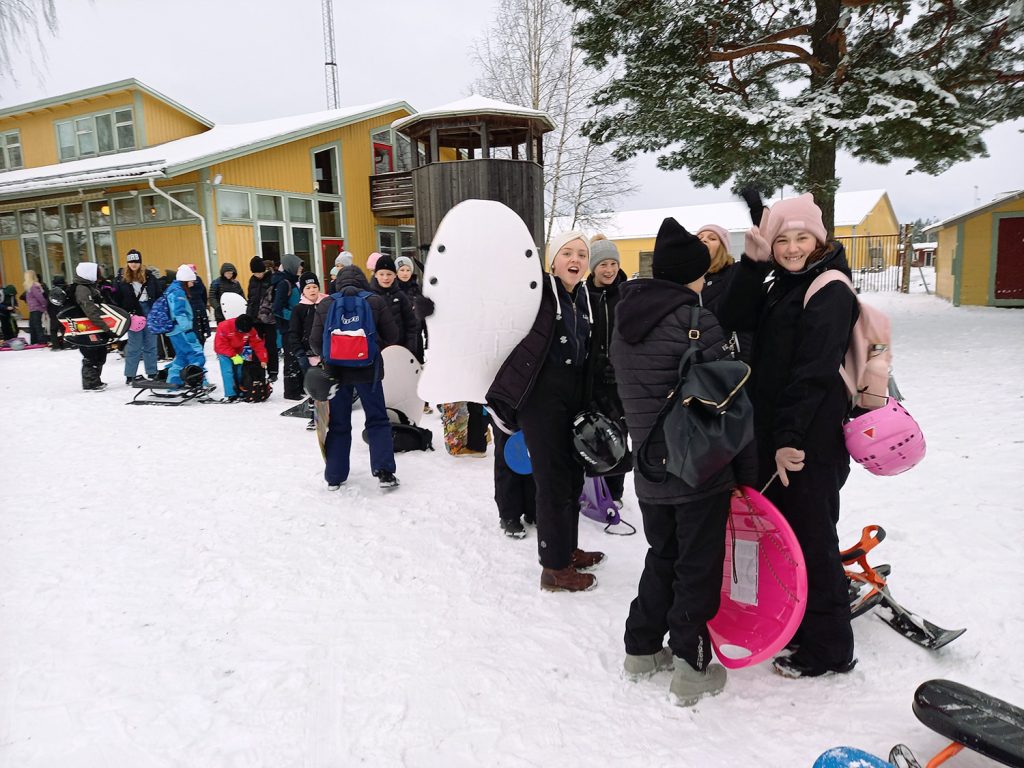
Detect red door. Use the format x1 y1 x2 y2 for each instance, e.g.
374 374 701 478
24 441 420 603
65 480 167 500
994 217 1024 301
321 238 344 284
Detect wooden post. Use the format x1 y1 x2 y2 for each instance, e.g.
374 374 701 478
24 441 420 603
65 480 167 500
511 141 519 160
429 125 439 164
536 133 543 165
469 146 475 160
525 127 535 163
900 223 913 294
409 137 419 169
480 122 490 159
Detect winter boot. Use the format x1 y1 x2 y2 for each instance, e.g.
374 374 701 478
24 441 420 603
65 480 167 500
669 658 727 707
623 648 674 680
771 651 857 679
540 566 597 592
374 470 400 490
82 361 106 391
570 548 606 571
500 517 526 539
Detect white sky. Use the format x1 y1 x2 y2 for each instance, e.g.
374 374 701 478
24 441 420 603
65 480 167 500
1 0 1021 224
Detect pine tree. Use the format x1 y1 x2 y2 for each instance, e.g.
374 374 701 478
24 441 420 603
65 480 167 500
567 0 1024 232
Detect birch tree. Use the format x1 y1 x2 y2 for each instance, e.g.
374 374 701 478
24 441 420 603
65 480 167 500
0 0 58 88
471 0 636 243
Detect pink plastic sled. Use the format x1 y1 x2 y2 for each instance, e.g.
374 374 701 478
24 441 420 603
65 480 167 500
708 486 808 669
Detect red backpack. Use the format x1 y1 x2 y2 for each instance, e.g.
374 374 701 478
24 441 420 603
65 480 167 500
803 271 892 411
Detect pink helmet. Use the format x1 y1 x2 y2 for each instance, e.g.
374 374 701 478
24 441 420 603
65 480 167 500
844 400 926 476
129 314 147 333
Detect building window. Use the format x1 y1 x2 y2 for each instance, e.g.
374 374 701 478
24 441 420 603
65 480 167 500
88 200 111 228
318 200 341 238
169 189 199 220
259 224 284 262
140 194 170 224
372 128 394 174
55 107 136 161
313 146 338 195
217 189 251 222
19 209 39 233
113 196 140 226
377 227 417 260
0 212 16 237
288 197 313 223
0 131 23 170
256 194 283 221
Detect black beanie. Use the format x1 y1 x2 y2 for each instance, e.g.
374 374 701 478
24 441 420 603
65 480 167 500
374 255 397 274
235 313 254 332
299 271 319 289
249 256 265 272
651 218 710 285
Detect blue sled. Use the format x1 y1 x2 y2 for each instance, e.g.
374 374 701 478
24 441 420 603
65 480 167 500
814 746 893 767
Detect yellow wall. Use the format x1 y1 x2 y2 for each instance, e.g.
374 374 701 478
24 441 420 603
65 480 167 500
958 197 1024 306
0 239 26 317
114 224 206 283
857 194 900 236
140 93 208 146
934 226 957 301
0 90 135 168
208 108 413 269
214 224 258 287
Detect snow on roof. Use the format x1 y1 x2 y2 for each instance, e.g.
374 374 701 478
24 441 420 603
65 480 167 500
913 242 938 249
923 189 1024 232
392 94 554 133
568 190 889 240
0 99 412 200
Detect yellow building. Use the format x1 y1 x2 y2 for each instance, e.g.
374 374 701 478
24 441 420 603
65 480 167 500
0 78 420 314
924 191 1024 307
565 189 900 278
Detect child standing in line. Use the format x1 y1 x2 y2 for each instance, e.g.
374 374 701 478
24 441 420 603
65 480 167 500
213 313 267 402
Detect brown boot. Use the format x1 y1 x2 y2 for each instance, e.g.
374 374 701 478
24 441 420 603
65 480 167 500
570 548 606 571
540 566 597 592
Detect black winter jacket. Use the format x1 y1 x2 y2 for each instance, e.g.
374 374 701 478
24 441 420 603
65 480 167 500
369 277 419 354
310 266 400 385
209 262 244 322
246 273 274 324
701 261 754 363
486 275 591 432
287 301 318 358
114 268 163 315
586 270 628 417
719 243 859 470
73 277 108 332
610 278 740 504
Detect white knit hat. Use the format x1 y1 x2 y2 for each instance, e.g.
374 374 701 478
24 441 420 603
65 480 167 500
547 231 589 268
176 264 197 281
76 262 98 282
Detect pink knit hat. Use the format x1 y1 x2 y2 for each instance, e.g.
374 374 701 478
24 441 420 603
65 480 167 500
696 224 731 255
366 252 382 271
761 193 827 245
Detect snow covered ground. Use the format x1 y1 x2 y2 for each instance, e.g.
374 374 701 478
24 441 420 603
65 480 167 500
2 286 1022 767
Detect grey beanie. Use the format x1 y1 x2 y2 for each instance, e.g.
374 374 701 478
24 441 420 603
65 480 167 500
589 238 620 272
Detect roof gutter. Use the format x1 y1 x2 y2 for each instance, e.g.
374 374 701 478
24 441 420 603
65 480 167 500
147 178 214 283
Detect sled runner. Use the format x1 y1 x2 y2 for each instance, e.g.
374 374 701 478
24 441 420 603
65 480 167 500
578 476 635 535
280 398 314 418
842 525 965 650
127 377 219 406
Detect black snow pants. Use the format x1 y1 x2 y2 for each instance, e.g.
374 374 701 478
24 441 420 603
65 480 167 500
255 321 279 376
491 417 536 525
517 364 586 570
624 492 730 671
80 344 108 389
763 458 854 669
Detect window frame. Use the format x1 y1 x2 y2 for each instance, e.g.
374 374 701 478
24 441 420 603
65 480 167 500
0 130 23 171
216 187 253 223
54 106 137 161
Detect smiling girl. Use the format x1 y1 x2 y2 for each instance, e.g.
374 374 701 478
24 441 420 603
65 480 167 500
720 193 859 679
487 231 604 592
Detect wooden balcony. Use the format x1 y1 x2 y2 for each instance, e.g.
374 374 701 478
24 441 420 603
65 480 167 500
369 171 414 218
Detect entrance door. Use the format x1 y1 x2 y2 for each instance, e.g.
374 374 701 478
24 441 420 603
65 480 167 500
994 216 1024 302
321 238 344 283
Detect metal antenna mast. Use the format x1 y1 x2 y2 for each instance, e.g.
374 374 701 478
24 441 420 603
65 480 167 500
322 0 340 109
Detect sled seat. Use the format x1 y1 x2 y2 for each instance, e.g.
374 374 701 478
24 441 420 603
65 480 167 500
912 679 1024 767
131 379 178 390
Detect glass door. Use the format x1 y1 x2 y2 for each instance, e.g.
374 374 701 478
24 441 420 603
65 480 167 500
320 238 344 282
44 234 66 284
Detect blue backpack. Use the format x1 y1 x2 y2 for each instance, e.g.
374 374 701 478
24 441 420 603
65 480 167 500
146 293 174 334
322 290 378 368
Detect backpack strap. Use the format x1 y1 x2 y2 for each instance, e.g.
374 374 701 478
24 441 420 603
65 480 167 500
803 269 854 307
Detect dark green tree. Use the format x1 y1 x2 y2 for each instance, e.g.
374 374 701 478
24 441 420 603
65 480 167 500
567 0 1024 232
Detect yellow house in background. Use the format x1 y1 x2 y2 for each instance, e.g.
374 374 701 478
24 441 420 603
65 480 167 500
924 190 1024 307
0 78 421 314
563 189 900 278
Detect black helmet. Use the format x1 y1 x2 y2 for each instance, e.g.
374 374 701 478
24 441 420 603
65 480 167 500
571 410 626 474
180 364 205 389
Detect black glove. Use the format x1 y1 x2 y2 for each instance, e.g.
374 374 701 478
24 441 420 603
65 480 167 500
415 296 435 318
739 186 766 227
601 361 617 385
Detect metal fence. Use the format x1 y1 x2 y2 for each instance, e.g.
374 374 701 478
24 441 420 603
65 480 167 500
835 234 905 292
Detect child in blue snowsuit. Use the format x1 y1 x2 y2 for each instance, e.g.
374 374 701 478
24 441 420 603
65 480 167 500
164 264 209 387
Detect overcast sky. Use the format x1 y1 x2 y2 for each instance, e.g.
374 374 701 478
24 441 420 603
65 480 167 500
2 0 1021 224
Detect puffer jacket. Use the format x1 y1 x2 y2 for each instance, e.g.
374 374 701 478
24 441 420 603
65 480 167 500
309 266 400 385
209 262 244 322
163 281 194 337
719 242 858 471
369 277 420 354
213 317 268 363
610 278 740 504
72 277 107 331
701 261 754 363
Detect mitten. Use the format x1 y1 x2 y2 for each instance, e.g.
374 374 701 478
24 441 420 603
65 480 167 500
231 354 244 365
744 226 772 263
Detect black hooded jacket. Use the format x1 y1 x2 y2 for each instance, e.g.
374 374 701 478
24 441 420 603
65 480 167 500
310 266 400 385
114 267 164 315
209 262 244 322
701 261 754 363
719 243 859 470
369 276 419 354
610 278 741 503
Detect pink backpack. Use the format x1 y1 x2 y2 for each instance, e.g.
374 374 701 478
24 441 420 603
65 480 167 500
803 271 892 411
